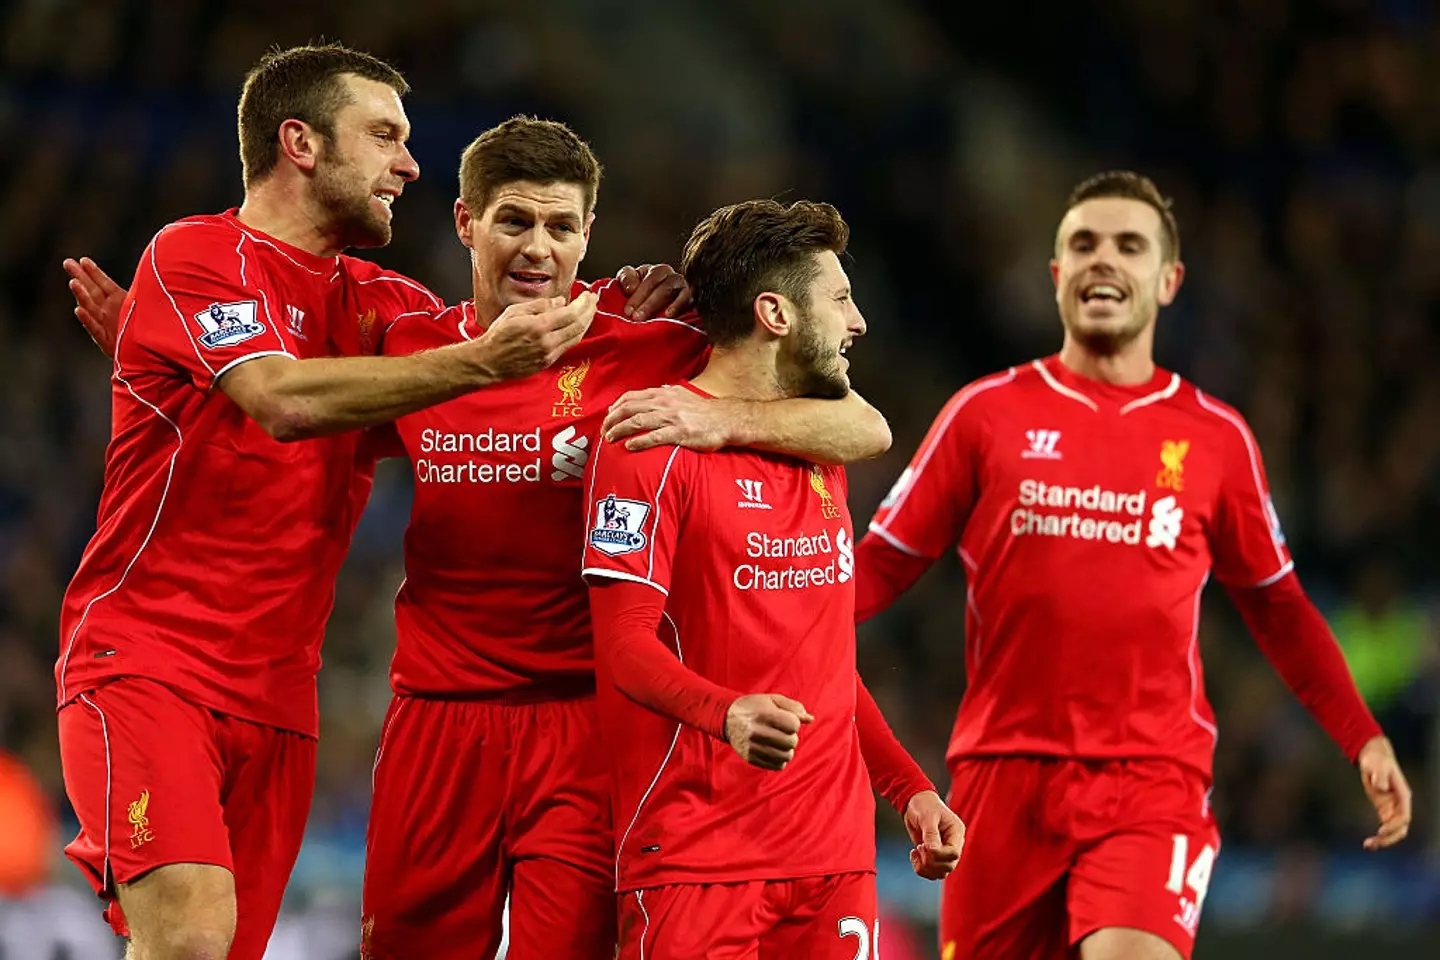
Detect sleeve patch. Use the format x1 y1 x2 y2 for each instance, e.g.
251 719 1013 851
589 494 653 556
1265 494 1287 545
195 300 265 349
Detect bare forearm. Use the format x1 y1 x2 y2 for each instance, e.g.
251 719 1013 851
730 392 891 465
223 346 494 441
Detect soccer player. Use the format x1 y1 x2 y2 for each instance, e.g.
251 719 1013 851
65 119 896 958
56 46 597 960
363 121 902 960
584 199 965 959
856 171 1413 960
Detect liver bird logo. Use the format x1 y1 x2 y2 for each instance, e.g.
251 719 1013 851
810 466 841 519
553 358 592 417
1157 439 1189 491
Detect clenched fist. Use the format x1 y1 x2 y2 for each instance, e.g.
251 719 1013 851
724 693 814 771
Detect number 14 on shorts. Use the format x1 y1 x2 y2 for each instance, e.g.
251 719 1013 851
1165 834 1215 936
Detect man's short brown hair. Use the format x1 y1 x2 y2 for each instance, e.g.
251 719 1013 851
681 200 850 348
1064 171 1181 261
238 43 409 186
459 117 603 215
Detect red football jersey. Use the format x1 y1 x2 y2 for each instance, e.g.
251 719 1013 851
382 279 709 697
582 407 875 890
866 356 1293 781
58 211 441 736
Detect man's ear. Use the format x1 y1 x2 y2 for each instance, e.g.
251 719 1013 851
753 292 792 338
455 199 474 248
277 119 322 173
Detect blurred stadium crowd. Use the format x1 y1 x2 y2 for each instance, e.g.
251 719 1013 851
0 0 1435 951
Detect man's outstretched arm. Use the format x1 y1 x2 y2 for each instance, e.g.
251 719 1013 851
1226 571 1411 850
603 386 891 464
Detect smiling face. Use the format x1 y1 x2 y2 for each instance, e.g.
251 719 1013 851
456 179 592 323
777 251 867 399
310 74 419 248
1050 196 1183 355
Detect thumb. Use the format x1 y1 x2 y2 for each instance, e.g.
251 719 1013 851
921 819 942 848
770 694 814 724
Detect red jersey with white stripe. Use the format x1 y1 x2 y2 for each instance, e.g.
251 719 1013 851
382 279 709 698
582 417 875 890
57 211 441 736
865 355 1292 781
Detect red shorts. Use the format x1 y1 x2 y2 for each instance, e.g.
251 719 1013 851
360 694 615 960
618 873 877 959
940 757 1220 960
57 677 315 960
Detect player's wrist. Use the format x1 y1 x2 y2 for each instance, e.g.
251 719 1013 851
451 338 502 388
719 399 760 448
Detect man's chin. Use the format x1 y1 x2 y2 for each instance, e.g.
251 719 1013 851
1068 318 1146 355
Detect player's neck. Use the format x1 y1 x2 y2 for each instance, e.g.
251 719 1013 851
1057 336 1156 386
691 346 787 402
237 181 346 259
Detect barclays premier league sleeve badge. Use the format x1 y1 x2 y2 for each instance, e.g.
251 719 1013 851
589 494 652 556
194 301 265 349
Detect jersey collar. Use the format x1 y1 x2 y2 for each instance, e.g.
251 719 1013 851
1035 354 1181 414
220 209 340 276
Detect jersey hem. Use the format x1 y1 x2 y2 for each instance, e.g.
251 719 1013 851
57 672 318 739
946 746 1213 782
617 862 877 894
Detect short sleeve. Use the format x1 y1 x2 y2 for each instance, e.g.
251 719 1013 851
1201 395 1294 587
581 440 689 596
123 223 296 390
868 383 988 559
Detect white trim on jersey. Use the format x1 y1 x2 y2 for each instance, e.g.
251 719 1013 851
212 350 296 383
151 226 217 378
866 522 924 558
601 306 705 333
355 272 443 310
1186 573 1220 750
59 303 184 702
1251 561 1295 588
229 220 335 279
877 368 1019 528
1031 359 1099 411
76 694 114 890
1194 389 1290 575
582 568 670 597
614 612 686 882
957 547 989 671
646 447 684 584
1118 373 1182 415
378 307 446 342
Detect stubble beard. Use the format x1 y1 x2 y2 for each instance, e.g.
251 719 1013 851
780 308 850 400
1061 291 1153 357
313 146 391 249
